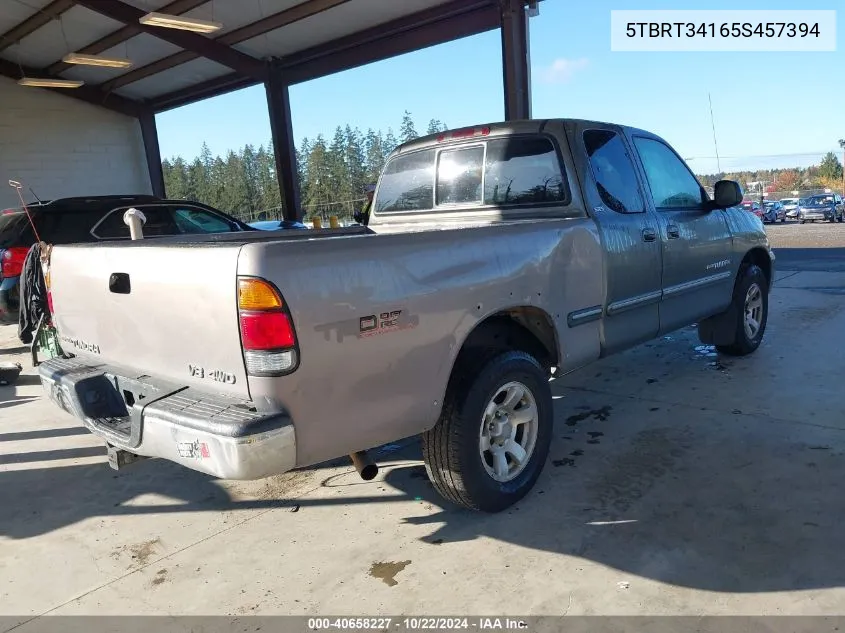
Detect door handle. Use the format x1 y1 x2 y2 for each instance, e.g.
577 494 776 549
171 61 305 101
667 224 680 239
641 227 657 242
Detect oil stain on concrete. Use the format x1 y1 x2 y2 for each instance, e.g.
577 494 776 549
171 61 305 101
111 538 161 567
369 561 411 587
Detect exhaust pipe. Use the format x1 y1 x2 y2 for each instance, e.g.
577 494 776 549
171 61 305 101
350 450 378 481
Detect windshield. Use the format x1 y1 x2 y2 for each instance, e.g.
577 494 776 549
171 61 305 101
781 198 798 205
806 195 835 206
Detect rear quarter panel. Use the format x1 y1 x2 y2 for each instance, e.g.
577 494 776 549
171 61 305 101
239 218 603 467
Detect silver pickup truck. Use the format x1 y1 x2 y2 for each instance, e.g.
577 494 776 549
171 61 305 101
38 118 774 512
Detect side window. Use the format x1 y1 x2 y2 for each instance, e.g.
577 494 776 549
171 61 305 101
436 146 484 206
375 149 435 213
43 210 105 243
484 137 568 205
583 129 644 214
172 207 236 234
93 206 179 239
633 137 705 210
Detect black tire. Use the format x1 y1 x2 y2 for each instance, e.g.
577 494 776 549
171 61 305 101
799 220 805 225
716 264 769 357
422 350 553 513
781 217 786 223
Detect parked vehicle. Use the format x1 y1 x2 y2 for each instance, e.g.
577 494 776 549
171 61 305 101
38 119 774 513
249 220 309 231
740 200 764 220
0 196 255 312
781 197 801 219
762 200 786 223
797 193 845 224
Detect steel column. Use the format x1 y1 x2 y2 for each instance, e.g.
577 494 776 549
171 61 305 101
138 110 165 198
265 60 301 221
500 0 532 120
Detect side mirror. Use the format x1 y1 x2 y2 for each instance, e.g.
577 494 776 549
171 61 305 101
711 180 742 209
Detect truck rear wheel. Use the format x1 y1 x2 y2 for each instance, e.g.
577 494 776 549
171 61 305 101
716 264 769 356
422 350 552 512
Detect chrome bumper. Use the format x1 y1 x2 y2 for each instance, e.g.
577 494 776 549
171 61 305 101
38 357 296 480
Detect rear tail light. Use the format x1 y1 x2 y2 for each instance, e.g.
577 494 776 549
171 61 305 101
237 277 299 377
1 247 28 277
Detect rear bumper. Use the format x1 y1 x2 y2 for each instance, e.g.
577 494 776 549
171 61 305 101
38 357 296 480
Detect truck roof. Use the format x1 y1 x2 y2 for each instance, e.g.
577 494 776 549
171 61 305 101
393 118 651 155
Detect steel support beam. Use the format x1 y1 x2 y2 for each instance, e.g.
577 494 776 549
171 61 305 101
72 0 266 80
0 57 141 117
0 0 76 53
151 0 499 112
500 0 531 120
99 0 352 93
46 0 209 76
265 61 300 221
138 109 165 198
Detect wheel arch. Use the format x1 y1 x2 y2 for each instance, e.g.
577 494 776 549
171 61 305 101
742 246 772 289
451 307 560 377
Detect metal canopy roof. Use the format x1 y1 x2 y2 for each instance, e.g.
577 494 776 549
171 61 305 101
0 0 506 115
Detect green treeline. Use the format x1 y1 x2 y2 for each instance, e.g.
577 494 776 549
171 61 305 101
162 111 446 222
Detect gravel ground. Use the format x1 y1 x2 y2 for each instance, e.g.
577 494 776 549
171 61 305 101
765 220 845 249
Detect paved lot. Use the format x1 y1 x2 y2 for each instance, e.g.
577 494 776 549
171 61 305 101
2 238 845 622
765 222 845 272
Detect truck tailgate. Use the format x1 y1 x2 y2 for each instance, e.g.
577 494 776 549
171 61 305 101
49 243 249 399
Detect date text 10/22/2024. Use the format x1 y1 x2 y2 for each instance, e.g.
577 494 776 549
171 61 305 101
307 617 529 631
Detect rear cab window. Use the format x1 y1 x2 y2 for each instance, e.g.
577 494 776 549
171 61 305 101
374 134 571 216
582 129 644 214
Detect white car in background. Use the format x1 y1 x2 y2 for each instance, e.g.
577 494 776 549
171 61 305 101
781 197 801 220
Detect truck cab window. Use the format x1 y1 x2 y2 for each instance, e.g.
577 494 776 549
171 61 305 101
437 146 484 206
375 149 435 213
484 137 568 205
583 130 644 214
633 137 705 210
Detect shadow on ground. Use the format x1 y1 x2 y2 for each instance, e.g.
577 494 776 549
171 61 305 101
3 416 845 595
773 246 845 273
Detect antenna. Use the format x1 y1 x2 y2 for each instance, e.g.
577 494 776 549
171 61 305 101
708 93 721 173
29 187 43 204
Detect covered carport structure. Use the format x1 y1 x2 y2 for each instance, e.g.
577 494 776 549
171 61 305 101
0 0 537 219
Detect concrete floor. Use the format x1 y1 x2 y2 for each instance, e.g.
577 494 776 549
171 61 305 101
2 266 845 622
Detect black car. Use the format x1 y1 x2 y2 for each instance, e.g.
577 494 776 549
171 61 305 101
0 195 255 312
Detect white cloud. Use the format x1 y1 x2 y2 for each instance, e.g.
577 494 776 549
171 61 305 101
537 58 589 84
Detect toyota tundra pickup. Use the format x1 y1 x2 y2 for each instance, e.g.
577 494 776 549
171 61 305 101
37 119 774 512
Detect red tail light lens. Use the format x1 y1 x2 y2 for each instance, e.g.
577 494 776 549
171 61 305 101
239 311 295 350
237 276 299 377
1 247 28 277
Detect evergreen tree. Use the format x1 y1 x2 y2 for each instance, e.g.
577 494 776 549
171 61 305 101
399 110 418 143
364 128 386 183
426 119 446 135
384 127 399 155
818 152 843 182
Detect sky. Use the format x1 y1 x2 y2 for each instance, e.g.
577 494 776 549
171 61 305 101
155 0 845 175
